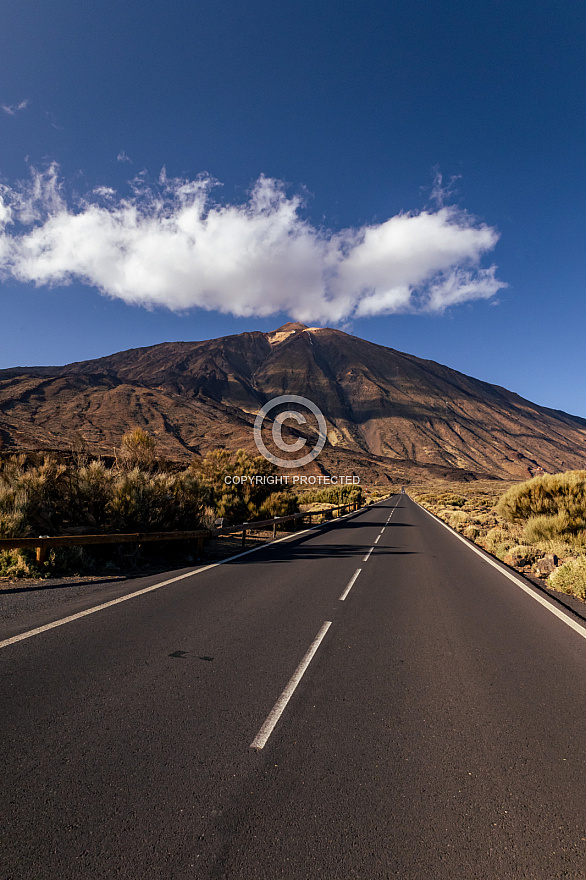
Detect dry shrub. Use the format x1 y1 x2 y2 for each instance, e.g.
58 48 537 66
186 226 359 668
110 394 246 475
523 512 573 544
108 469 205 532
258 492 298 519
0 549 35 578
46 545 92 576
0 453 207 539
117 428 158 472
300 484 363 506
505 545 538 565
433 493 466 508
497 471 586 533
484 527 513 554
437 508 455 519
191 448 297 523
446 510 469 529
476 512 498 526
480 526 520 560
549 556 586 600
70 460 115 531
494 542 514 560
0 510 26 538
0 456 70 536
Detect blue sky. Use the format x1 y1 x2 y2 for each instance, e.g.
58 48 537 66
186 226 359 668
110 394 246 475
1 0 585 416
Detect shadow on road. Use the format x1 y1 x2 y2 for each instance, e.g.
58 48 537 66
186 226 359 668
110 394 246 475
0 505 406 593
225 539 418 567
0 575 130 596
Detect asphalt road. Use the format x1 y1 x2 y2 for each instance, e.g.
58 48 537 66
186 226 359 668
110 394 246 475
2 495 586 879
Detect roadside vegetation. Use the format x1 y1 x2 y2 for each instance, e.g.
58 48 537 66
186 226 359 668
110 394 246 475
412 471 586 603
0 427 392 581
0 433 299 579
297 482 364 516
190 448 298 523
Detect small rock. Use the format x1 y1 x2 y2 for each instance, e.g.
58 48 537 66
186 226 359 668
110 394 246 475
504 550 527 567
533 553 558 577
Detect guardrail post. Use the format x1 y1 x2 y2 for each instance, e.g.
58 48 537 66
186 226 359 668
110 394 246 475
36 536 51 565
273 517 277 539
242 527 247 547
197 537 204 558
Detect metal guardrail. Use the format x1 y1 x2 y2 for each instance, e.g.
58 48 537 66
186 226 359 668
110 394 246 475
0 501 361 564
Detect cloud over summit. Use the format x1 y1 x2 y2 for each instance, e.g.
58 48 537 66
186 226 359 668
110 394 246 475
0 165 505 322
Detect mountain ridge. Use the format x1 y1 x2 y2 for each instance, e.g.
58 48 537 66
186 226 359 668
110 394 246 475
1 325 585 482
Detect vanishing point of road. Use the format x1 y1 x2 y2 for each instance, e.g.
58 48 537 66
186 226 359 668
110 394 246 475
2 496 586 879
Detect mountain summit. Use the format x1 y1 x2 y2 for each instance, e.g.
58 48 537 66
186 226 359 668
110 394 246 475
1 325 585 481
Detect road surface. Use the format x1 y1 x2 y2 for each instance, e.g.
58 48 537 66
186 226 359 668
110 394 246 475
2 495 586 879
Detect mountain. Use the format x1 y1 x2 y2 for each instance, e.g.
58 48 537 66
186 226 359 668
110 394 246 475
1 322 585 482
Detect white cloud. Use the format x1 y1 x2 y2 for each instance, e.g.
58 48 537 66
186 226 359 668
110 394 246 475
92 186 117 199
117 151 132 163
1 99 28 116
427 168 461 209
0 164 506 322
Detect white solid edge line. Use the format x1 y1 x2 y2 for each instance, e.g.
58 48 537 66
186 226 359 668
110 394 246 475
416 502 586 642
0 506 367 652
363 546 374 562
339 568 362 601
250 620 332 750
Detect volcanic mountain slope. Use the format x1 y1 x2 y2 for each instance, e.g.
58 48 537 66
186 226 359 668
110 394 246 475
1 322 585 481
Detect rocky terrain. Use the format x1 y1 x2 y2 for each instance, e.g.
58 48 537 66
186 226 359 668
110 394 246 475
1 322 586 482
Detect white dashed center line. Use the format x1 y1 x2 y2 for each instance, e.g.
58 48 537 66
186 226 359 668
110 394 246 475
250 621 332 750
339 568 361 601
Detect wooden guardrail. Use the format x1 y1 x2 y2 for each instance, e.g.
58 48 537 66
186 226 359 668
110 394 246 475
0 501 361 564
